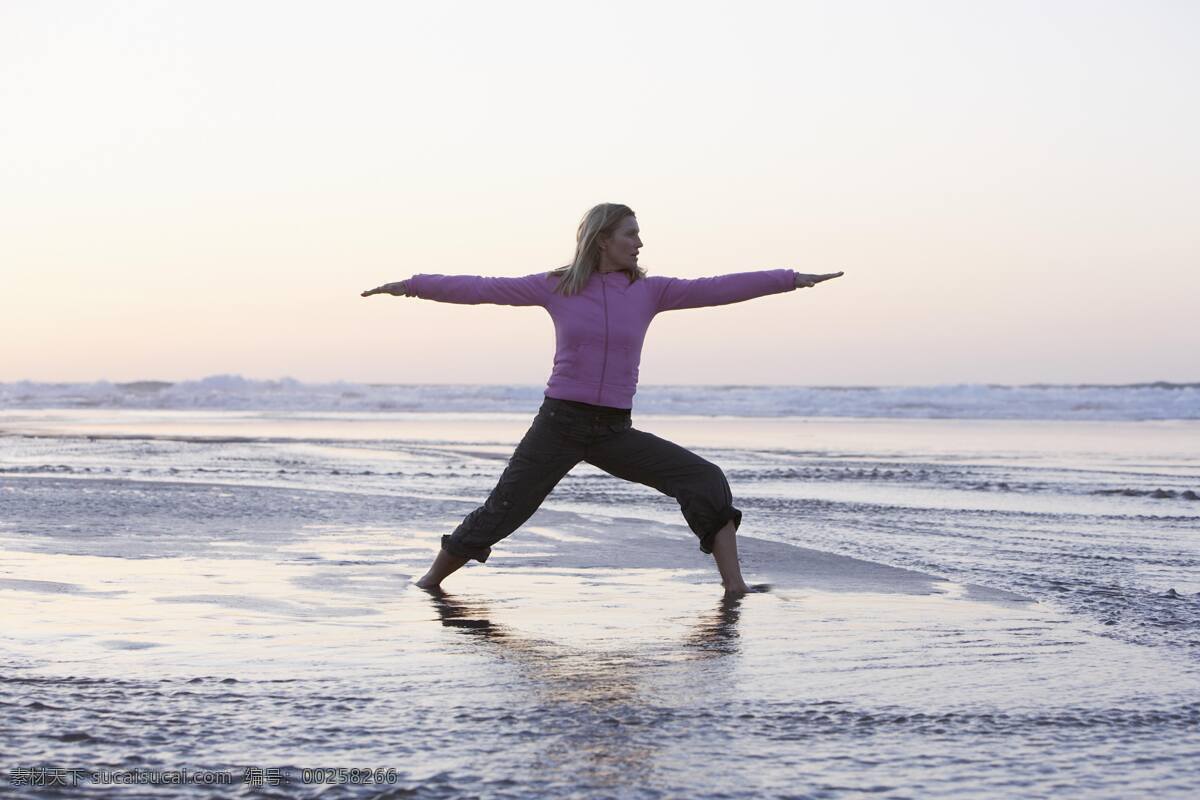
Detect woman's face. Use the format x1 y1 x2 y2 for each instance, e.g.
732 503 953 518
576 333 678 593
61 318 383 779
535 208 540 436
599 215 642 272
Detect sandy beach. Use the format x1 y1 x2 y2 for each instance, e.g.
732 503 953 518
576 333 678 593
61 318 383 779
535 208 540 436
3 408 1199 797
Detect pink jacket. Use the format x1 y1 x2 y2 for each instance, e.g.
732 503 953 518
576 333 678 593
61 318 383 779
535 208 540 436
405 268 799 409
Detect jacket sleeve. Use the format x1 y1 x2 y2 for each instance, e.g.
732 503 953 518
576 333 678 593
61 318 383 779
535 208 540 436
405 272 552 307
651 269 797 312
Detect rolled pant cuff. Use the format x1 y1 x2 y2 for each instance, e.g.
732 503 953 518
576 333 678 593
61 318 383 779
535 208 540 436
441 534 492 564
698 506 743 555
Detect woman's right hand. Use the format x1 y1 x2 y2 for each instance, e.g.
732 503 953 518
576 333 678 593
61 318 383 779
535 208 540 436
361 281 409 297
794 271 844 289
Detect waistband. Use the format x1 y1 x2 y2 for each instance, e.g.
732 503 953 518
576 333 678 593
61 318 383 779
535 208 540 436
540 396 631 417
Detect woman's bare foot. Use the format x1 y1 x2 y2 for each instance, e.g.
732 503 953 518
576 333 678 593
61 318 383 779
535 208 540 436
723 582 771 597
415 548 469 590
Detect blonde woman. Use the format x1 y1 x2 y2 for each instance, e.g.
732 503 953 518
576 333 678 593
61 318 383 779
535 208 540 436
362 203 842 596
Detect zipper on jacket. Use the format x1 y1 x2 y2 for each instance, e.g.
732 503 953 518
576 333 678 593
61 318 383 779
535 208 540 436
596 272 609 404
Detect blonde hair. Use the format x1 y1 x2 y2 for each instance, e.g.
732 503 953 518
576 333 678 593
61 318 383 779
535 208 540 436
549 203 646 296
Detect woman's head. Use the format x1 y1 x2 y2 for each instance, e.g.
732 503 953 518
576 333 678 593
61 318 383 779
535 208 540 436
551 203 646 295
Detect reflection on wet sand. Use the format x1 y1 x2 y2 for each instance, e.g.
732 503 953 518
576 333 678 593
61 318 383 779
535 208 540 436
684 593 746 658
419 585 750 789
424 586 748 660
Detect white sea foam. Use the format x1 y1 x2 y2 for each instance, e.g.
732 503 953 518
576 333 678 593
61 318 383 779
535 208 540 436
1 375 1198 419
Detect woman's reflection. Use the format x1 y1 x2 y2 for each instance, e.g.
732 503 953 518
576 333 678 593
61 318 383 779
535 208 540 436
417 584 752 790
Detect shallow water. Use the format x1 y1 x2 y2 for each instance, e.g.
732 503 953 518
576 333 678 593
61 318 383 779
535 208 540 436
2 410 1199 797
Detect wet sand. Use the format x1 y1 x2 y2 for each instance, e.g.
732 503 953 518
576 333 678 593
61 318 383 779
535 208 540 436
3 410 1199 797
3 512 1197 798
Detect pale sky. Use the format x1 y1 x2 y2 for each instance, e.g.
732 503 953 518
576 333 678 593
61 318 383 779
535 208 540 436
2 0 1197 385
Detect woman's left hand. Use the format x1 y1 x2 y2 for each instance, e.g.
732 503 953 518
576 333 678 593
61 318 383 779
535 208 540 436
794 271 844 288
361 281 410 297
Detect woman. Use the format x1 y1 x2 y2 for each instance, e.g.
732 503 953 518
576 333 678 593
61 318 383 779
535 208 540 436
362 203 842 596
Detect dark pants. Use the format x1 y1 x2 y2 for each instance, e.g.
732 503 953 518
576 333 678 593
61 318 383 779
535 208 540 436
441 396 743 563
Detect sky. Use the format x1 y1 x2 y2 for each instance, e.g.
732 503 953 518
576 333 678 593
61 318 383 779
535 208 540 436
2 0 1197 386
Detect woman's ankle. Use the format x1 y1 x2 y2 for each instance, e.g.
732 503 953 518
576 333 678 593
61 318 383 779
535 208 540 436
417 547 470 588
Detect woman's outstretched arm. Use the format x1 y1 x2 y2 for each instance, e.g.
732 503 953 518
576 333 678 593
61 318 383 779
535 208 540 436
361 272 553 307
651 268 843 312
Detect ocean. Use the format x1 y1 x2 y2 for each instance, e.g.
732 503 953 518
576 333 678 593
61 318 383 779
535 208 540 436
2 378 1198 798
3 375 1199 419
